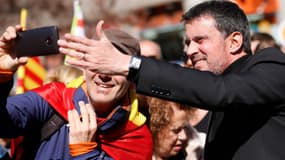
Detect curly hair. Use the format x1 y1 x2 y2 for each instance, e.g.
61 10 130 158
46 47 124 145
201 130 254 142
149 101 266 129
148 97 194 139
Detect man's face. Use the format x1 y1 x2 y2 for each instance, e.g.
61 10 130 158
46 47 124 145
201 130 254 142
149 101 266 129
84 69 130 107
184 16 232 74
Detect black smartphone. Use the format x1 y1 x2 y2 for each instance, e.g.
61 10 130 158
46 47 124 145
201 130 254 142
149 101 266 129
14 26 59 57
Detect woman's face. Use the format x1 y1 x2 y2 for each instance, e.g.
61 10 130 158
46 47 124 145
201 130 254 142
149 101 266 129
155 106 190 158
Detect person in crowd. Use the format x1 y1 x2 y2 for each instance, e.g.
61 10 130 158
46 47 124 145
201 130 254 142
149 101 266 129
137 39 162 118
250 31 280 53
58 1 285 160
139 39 162 59
44 53 65 72
0 145 10 160
0 139 10 160
0 26 152 159
187 108 209 138
148 97 203 160
10 65 83 159
44 64 82 84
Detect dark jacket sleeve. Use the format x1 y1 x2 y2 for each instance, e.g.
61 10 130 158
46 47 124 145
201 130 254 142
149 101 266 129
134 48 285 111
0 79 13 101
0 89 52 138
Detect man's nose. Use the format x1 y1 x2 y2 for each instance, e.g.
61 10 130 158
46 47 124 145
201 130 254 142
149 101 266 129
184 42 199 66
98 74 111 82
185 41 199 57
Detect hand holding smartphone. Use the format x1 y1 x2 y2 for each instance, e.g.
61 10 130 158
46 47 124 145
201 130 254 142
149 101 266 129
14 26 60 57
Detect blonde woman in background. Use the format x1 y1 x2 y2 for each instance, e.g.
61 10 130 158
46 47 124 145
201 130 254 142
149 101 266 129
44 65 83 84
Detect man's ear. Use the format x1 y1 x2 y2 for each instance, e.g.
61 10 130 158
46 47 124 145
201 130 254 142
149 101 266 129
227 31 243 54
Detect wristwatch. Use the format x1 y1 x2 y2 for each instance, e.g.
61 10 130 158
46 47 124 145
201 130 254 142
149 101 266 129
127 56 141 81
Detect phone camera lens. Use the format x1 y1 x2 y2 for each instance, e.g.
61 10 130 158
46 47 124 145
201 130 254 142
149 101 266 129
45 37 52 46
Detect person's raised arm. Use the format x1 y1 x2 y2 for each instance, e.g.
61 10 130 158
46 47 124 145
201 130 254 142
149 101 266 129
0 25 28 75
0 25 28 98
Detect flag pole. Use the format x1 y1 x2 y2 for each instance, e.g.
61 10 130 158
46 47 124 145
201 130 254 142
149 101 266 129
64 0 86 64
16 8 28 94
16 8 46 94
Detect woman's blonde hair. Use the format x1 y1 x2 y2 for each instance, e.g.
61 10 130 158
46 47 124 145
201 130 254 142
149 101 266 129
44 65 82 84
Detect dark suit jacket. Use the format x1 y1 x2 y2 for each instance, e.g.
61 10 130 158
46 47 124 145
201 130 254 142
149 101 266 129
133 47 285 160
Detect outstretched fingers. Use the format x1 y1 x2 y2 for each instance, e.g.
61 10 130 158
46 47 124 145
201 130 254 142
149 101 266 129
63 33 95 46
64 55 94 70
59 35 91 51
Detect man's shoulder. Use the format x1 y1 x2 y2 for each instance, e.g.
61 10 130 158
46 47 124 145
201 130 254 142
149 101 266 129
251 47 285 63
33 82 78 120
241 47 285 69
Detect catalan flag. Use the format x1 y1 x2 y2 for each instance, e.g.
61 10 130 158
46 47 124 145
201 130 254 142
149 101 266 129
16 8 46 94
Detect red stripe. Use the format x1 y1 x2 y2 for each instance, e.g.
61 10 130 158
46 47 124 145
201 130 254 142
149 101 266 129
23 84 28 92
77 19 84 27
17 79 24 87
33 57 41 63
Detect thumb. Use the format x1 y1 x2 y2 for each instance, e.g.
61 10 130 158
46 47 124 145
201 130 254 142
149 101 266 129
95 20 108 41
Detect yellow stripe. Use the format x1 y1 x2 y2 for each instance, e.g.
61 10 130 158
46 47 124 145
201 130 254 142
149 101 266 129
24 76 41 90
67 76 84 88
129 88 146 126
16 8 27 94
25 59 46 79
17 66 25 79
20 8 27 30
16 87 24 94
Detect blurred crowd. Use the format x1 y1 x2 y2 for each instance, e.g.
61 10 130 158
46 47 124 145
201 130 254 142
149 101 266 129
1 0 285 160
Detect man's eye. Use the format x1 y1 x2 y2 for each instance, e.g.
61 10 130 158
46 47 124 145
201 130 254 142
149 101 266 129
184 39 190 46
196 38 203 44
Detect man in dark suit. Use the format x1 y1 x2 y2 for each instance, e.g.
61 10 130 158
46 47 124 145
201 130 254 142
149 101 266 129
58 1 285 160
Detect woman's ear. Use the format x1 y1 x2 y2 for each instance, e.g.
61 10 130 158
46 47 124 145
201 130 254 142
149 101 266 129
227 31 243 54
